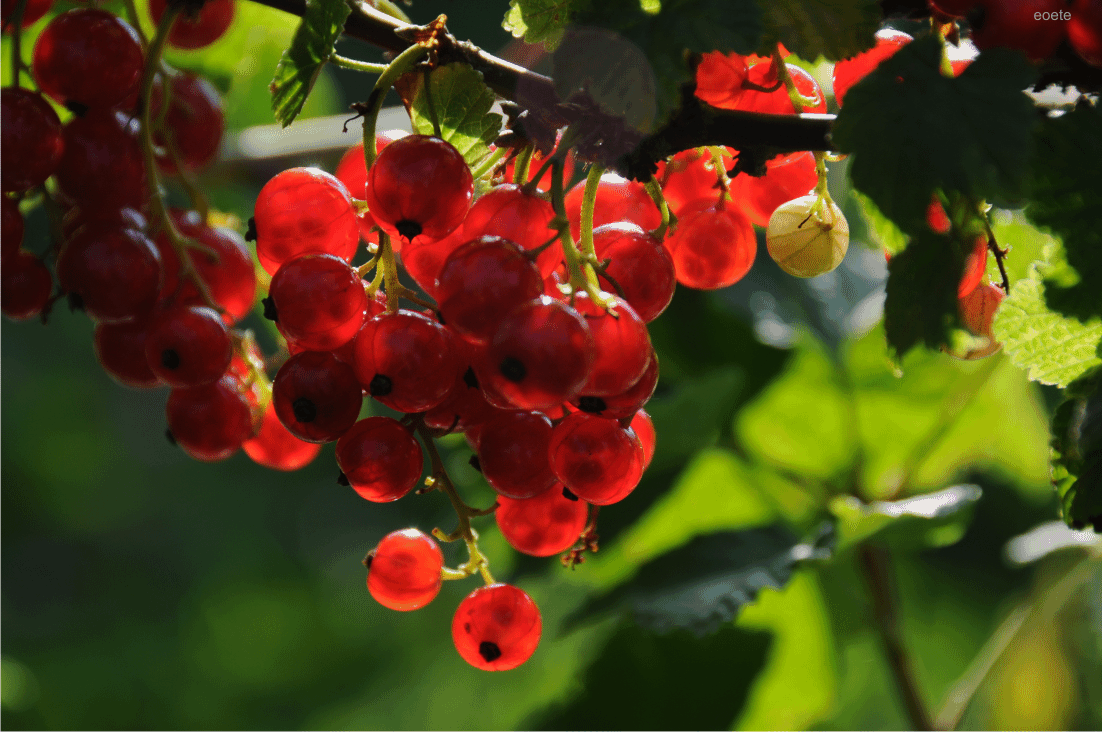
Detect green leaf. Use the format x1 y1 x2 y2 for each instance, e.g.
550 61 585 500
883 230 962 357
269 0 350 127
410 64 502 166
502 0 585 50
829 483 983 549
851 188 908 255
993 261 1102 388
571 0 763 124
756 0 881 61
1051 368 1102 532
567 525 834 635
1027 103 1102 321
644 369 744 473
834 38 1037 233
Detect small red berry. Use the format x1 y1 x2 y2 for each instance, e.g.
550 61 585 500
267 254 368 351
366 529 444 611
336 417 424 502
149 0 236 50
1 88 65 193
452 584 541 671
548 412 644 505
496 485 589 557
242 404 323 471
272 350 363 443
165 374 255 461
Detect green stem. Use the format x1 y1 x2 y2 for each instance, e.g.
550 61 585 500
643 177 673 239
934 20 956 78
330 53 388 74
512 145 533 185
578 164 604 260
469 145 508 180
361 42 430 172
378 233 400 312
9 0 28 88
706 146 733 201
122 0 150 46
774 47 818 113
550 162 605 305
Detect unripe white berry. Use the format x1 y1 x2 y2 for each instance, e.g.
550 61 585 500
765 195 849 278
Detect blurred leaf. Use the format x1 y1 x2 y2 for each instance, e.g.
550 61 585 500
852 189 908 255
883 230 962 357
269 0 350 127
1027 103 1102 321
1051 367 1102 532
756 0 880 61
830 483 983 550
834 38 1037 233
502 0 584 50
533 623 771 731
646 368 743 472
567 524 834 635
409 64 502 165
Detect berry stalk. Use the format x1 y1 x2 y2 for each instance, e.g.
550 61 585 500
360 41 430 172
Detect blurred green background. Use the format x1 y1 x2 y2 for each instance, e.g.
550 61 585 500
3 1 1102 729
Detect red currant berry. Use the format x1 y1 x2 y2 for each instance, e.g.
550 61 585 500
1 251 53 320
452 584 541 671
737 61 827 115
592 223 676 323
32 9 144 111
272 350 363 443
242 404 323 471
477 411 558 499
366 528 444 611
630 409 656 469
461 184 561 277
55 110 147 211
971 0 1068 61
2 0 54 29
832 29 913 107
94 317 160 388
159 210 254 323
564 172 661 242
500 135 574 191
926 197 951 234
731 151 818 228
496 485 588 557
1 88 65 193
397 227 469 299
548 411 644 505
571 293 651 396
437 236 544 344
481 295 595 410
145 305 232 387
254 168 360 275
424 370 504 434
695 51 750 108
335 417 424 503
664 200 756 290
1069 0 1102 66
149 0 235 49
166 374 256 461
353 309 464 413
573 348 658 419
156 73 224 174
266 254 368 351
959 237 989 298
957 282 1005 359
364 134 473 245
57 224 161 322
655 147 734 217
2 197 24 262
335 130 407 244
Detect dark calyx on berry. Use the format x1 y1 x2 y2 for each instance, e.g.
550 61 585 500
165 429 177 446
499 356 526 383
67 292 84 311
369 374 393 397
577 396 606 414
160 348 181 370
244 217 257 242
463 367 479 389
468 455 482 473
395 220 422 241
65 101 89 117
292 397 317 423
562 486 579 501
479 641 502 663
261 296 278 321
336 470 350 486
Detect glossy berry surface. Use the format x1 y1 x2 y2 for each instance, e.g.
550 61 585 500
55 110 147 211
655 147 733 216
364 134 473 245
461 184 561 277
833 29 912 107
1 251 53 320
477 411 558 499
732 151 818 228
144 306 231 387
452 584 541 671
592 223 676 323
149 0 236 49
631 409 656 469
496 485 588 557
959 237 989 298
336 417 424 503
156 73 225 174
694 51 750 108
1 88 65 193
334 130 407 199
437 236 544 344
574 349 659 420
366 529 444 611
254 168 359 274
564 173 661 242
32 9 144 110
548 412 644 505
164 212 256 323
57 225 161 322
482 295 595 410
165 375 255 462
665 200 756 290
573 294 652 397
242 404 323 471
95 318 162 388
267 254 368 351
272 350 362 443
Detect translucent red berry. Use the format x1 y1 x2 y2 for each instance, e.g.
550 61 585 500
165 374 256 462
655 147 733 217
149 0 235 50
272 350 362 443
1 88 65 193
959 237 989 298
477 411 558 499
833 30 913 107
57 224 162 321
163 211 256 323
242 404 323 471
32 9 144 111
574 349 658 420
55 110 147 211
335 417 424 503
564 173 661 242
266 254 368 351
366 529 444 611
592 223 676 323
496 485 588 557
548 411 644 505
1069 0 1102 66
732 151 818 228
1 251 53 320
156 73 225 174
572 293 652 397
461 184 561 277
144 305 232 387
665 200 756 290
694 51 750 108
452 584 541 671
364 134 473 245
630 409 656 469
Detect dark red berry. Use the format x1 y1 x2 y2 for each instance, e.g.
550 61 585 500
272 350 362 443
971 0 1068 61
94 317 161 388
166 374 256 461
1 251 52 320
1 88 65 193
55 110 147 211
62 206 147 243
162 210 256 323
156 73 225 174
2 0 54 29
2 197 24 262
32 9 144 110
437 236 544 344
592 223 676 323
477 411 558 499
267 254 368 351
57 224 161 321
1069 0 1102 66
548 411 644 505
145 305 232 387
242 404 323 471
573 293 651 397
149 0 235 49
397 226 470 299
335 417 424 502
254 168 360 275
352 309 464 413
496 485 589 557
630 409 656 469
366 528 444 611
574 349 658 419
364 134 473 245
461 184 561 277
452 584 541 671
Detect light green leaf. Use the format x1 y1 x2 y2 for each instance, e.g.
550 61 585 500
269 0 350 127
756 0 881 61
503 0 585 50
851 188 907 255
410 64 502 166
829 484 983 549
